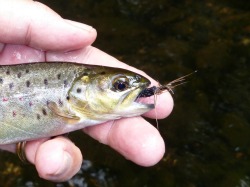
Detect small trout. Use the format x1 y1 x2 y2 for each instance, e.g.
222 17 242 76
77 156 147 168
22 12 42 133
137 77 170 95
0 62 154 144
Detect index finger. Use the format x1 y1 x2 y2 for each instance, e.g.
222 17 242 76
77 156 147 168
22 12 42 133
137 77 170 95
0 0 97 51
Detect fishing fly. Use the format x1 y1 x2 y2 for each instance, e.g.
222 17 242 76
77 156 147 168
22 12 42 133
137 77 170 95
138 71 197 98
137 70 197 129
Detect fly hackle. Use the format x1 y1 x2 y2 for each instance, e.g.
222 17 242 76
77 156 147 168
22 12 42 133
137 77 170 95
156 70 197 95
138 70 197 98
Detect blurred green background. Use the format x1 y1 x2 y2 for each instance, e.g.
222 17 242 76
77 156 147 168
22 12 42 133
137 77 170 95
0 0 250 186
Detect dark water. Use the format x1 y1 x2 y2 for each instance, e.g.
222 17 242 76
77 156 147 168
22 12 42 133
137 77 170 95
0 0 250 186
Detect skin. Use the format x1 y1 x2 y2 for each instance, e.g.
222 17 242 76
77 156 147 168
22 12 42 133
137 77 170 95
0 0 174 182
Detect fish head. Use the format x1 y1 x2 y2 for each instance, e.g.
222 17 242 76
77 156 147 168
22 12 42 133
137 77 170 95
68 67 154 121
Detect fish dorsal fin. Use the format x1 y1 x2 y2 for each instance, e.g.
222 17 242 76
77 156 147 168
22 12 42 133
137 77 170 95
47 101 80 121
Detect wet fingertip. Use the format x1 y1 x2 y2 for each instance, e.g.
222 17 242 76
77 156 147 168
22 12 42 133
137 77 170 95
155 91 174 117
53 151 73 176
47 150 82 182
138 132 165 167
65 19 96 32
110 119 166 167
143 91 174 119
35 137 82 181
61 20 97 49
133 129 165 166
35 143 70 181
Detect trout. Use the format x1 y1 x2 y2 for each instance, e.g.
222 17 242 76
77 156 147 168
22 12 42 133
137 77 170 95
0 62 154 144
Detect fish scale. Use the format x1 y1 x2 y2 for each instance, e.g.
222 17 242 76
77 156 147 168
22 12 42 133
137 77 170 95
0 62 153 144
0 63 84 143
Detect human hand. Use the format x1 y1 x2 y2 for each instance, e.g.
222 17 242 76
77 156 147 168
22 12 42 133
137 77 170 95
0 0 173 182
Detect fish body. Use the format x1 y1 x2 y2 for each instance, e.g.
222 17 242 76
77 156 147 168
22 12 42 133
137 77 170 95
0 62 154 144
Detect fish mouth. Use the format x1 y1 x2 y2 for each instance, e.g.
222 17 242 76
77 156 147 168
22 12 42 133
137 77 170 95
136 85 157 99
133 100 155 110
132 84 155 110
117 82 154 117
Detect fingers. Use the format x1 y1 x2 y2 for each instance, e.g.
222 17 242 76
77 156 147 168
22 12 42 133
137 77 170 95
140 91 174 119
84 117 165 166
0 44 45 64
0 0 97 51
25 137 82 182
0 136 82 182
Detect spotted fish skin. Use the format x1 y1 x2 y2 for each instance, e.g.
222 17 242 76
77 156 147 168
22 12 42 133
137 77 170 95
0 62 87 144
0 62 153 144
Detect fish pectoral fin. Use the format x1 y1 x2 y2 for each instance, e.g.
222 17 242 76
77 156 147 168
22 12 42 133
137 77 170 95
47 102 80 121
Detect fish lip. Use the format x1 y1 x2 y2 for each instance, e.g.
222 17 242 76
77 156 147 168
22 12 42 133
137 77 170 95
133 84 155 109
133 99 155 110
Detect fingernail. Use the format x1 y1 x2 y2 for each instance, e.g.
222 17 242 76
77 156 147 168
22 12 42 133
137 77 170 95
65 19 95 32
55 152 72 176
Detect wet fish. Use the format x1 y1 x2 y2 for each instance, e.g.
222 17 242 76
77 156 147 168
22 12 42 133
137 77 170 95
0 62 154 144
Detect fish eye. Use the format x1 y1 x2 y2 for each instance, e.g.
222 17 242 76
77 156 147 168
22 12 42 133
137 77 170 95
112 77 130 92
114 81 128 91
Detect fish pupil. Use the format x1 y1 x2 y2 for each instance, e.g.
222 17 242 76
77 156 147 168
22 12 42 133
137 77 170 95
118 83 126 90
114 81 128 91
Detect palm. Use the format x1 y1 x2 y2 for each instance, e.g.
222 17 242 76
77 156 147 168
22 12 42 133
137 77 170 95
0 0 173 182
